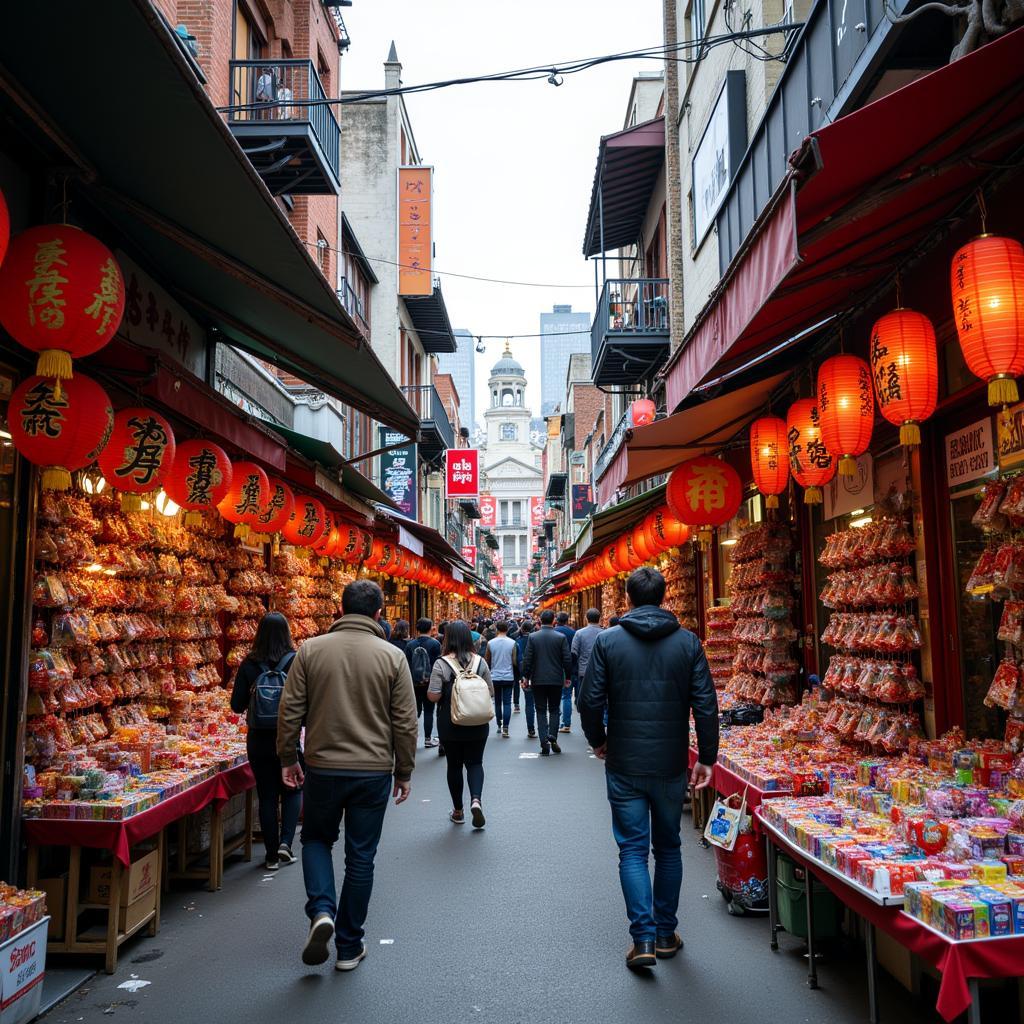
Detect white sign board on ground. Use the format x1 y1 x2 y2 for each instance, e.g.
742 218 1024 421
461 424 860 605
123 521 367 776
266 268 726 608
0 918 48 1024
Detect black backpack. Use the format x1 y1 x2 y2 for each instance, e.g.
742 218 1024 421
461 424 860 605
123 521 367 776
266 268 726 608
249 652 296 729
409 641 432 686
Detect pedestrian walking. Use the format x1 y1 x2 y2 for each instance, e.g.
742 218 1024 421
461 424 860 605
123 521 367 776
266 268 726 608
565 607 603 732
485 620 518 737
515 621 536 737
406 618 442 748
277 579 418 972
521 609 571 756
428 620 494 828
579 567 719 971
389 618 410 654
229 612 301 870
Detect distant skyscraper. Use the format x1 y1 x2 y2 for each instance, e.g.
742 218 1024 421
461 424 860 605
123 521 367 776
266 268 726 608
440 329 477 429
540 305 591 416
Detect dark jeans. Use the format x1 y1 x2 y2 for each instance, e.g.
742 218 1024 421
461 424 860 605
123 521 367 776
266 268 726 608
493 682 514 729
532 686 563 743
300 770 392 956
444 737 486 809
513 681 521 709
605 770 685 942
524 686 535 732
414 686 435 740
247 736 302 861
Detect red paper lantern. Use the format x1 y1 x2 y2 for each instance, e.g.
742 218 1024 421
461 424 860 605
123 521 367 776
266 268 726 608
164 440 232 518
217 461 269 539
645 504 692 550
817 355 874 477
666 456 742 543
749 416 789 509
951 235 1024 407
339 526 369 565
786 399 836 505
315 515 342 557
0 225 124 383
632 521 655 563
8 372 113 491
631 399 656 427
98 407 175 508
283 496 328 548
869 309 938 445
0 187 8 268
255 477 295 537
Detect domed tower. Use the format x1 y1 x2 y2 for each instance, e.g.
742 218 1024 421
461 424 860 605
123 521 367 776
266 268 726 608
484 341 532 452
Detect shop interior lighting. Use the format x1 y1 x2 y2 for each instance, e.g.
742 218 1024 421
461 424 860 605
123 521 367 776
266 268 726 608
721 537 739 546
103 568 118 576
85 563 104 573
81 473 106 495
850 508 866 517
849 515 873 529
155 490 179 517
0 429 10 439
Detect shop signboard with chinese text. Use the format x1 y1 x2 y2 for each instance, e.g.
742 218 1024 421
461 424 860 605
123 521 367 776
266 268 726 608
530 496 545 527
398 167 433 296
461 544 477 565
378 426 418 519
445 449 479 498
479 493 496 526
571 483 594 521
945 417 994 489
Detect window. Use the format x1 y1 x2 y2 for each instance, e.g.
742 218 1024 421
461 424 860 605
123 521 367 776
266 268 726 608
688 0 707 44
500 422 517 441
518 535 528 564
232 2 265 111
503 536 516 564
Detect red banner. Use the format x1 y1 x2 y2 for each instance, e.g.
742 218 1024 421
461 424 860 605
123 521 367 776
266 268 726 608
445 449 480 498
479 493 496 526
398 166 433 296
461 544 476 564
530 495 545 527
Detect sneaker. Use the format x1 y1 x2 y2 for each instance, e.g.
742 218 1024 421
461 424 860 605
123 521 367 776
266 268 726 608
528 730 537 739
501 728 509 738
335 944 367 972
559 725 571 734
549 738 562 754
470 801 486 829
656 933 683 959
540 743 551 757
425 738 437 748
265 858 280 871
278 844 296 865
449 809 465 824
513 707 521 714
626 941 657 970
302 913 335 966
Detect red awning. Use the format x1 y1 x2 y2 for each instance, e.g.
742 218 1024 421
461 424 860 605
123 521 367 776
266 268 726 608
583 117 665 257
663 27 1024 411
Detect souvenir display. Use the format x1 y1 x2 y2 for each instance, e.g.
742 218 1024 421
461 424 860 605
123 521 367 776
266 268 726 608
705 605 736 690
273 550 351 642
663 548 698 632
0 883 47 943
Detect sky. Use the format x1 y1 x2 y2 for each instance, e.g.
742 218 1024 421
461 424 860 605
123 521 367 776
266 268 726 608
340 0 664 422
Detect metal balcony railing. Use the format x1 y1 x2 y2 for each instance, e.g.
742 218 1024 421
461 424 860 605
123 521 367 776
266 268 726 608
592 278 669 348
227 59 339 181
400 384 455 451
499 518 525 528
337 277 369 338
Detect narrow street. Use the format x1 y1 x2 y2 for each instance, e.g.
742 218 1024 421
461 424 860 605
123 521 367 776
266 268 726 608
45 727 930 1024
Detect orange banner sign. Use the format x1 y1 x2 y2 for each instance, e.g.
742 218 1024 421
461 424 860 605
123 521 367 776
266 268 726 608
398 166 432 296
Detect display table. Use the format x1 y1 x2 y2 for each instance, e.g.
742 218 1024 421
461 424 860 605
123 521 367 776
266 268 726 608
23 763 254 973
760 814 1023 1023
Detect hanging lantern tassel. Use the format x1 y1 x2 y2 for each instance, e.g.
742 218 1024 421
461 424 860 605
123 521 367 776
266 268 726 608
234 523 250 540
184 511 203 527
272 534 281 556
839 456 858 477
990 375 1019 408
41 467 72 492
804 486 823 505
900 422 922 447
121 493 144 512
36 349 73 383
765 495 779 509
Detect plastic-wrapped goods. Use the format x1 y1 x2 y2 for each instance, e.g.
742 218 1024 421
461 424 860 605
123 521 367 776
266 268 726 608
998 601 1024 644
984 658 1021 711
973 480 1008 531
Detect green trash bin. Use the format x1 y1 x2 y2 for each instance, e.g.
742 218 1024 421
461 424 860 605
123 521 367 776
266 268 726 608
776 853 842 940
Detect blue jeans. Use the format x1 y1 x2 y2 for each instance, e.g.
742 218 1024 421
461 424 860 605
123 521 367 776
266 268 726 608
300 770 391 956
493 683 514 729
561 678 580 728
606 771 685 942
524 686 535 733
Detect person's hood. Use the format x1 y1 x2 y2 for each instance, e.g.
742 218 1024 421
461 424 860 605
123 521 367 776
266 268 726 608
328 614 386 640
619 606 680 641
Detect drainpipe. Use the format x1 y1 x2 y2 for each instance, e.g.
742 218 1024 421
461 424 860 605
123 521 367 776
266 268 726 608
663 0 685 353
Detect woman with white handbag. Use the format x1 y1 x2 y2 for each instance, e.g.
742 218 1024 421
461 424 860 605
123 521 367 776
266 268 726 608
428 620 494 828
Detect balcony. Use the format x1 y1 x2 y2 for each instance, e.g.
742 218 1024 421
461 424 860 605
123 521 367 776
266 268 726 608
401 384 454 461
338 277 369 340
226 59 340 196
591 278 670 386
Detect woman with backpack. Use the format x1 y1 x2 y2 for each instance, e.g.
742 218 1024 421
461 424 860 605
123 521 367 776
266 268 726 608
230 611 302 870
428 620 493 828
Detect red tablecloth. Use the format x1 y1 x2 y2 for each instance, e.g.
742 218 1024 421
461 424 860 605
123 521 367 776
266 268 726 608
762 821 1024 1020
713 761 790 815
23 763 255 867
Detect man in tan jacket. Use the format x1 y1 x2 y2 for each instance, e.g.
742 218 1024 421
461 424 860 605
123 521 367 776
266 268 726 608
277 579 417 972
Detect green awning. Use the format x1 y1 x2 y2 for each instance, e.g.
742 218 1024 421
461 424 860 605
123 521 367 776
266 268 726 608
0 1 418 437
573 483 667 563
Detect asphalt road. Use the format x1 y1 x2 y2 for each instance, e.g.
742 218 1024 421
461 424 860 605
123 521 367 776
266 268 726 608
44 721 938 1024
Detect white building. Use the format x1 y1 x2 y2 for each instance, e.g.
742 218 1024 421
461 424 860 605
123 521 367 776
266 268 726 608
481 344 544 604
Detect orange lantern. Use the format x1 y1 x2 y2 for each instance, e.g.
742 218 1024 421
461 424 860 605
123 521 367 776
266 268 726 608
666 456 741 543
339 525 369 565
164 440 232 521
282 496 328 548
7 372 113 491
869 309 938 445
646 504 692 550
749 416 789 509
255 477 295 537
217 461 269 539
817 354 873 477
97 407 175 509
631 399 656 427
631 521 654 563
0 225 124 385
786 399 836 505
951 235 1024 407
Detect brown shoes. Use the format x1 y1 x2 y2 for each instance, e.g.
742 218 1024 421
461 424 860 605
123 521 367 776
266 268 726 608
626 941 656 970
656 932 683 959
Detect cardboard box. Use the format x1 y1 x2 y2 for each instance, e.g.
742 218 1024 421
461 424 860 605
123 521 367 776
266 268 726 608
37 876 65 941
88 849 158 905
119 888 156 935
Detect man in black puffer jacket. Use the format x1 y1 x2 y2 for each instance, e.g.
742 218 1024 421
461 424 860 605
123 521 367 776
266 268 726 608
579 566 718 972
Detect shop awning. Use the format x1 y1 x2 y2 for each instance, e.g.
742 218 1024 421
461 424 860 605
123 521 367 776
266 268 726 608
583 117 665 257
0 1 418 437
402 286 457 354
597 372 790 502
373 506 472 572
662 27 1024 411
545 471 568 500
573 484 667 564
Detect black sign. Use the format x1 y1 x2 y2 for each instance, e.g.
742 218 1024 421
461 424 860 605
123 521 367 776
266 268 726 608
572 483 594 521
378 426 418 519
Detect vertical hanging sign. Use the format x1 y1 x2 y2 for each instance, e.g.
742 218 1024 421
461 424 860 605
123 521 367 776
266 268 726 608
445 449 480 498
479 493 496 526
398 166 433 296
378 426 418 519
